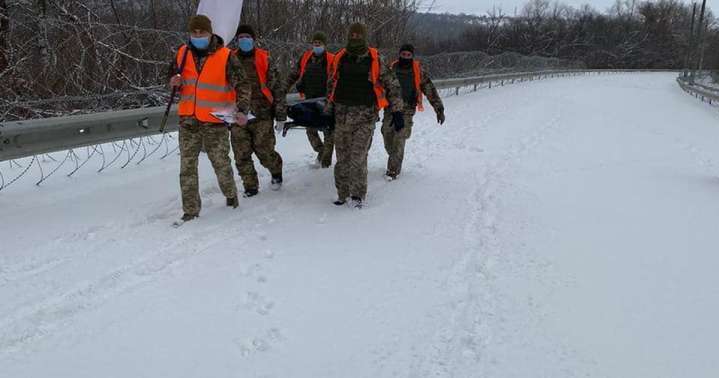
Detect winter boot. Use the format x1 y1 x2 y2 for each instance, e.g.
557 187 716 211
181 213 198 221
173 213 198 227
226 197 239 208
270 174 283 191
351 196 363 209
243 188 259 198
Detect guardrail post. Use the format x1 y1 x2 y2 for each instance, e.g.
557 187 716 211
455 87 460 96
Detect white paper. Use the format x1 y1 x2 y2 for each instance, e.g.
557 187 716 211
197 0 244 46
210 110 236 124
211 109 256 124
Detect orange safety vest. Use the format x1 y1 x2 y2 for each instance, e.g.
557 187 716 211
328 47 389 109
297 50 335 99
391 59 424 112
253 48 275 104
177 45 236 123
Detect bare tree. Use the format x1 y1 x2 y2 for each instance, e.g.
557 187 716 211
0 0 8 71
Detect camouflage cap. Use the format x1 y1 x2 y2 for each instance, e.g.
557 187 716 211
189 15 212 33
312 31 328 45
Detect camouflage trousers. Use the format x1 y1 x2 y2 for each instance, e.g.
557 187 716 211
179 119 238 216
230 118 283 191
307 128 335 167
381 109 415 176
333 104 378 200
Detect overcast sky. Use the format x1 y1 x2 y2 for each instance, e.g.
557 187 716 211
426 0 706 16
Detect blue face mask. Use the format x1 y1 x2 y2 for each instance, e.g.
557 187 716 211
238 38 254 52
313 46 325 56
190 36 210 50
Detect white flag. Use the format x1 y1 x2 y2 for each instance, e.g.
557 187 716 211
196 0 244 46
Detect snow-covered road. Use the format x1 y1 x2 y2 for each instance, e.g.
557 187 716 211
1 73 718 377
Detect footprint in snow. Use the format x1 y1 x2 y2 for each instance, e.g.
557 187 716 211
239 263 262 277
263 249 275 259
241 291 274 316
234 328 284 356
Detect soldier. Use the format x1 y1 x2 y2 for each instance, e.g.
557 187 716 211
326 23 404 209
230 24 286 197
286 32 336 168
381 44 445 180
169 15 252 224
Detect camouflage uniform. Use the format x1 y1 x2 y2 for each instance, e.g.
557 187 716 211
328 52 403 200
286 53 334 167
381 62 444 176
169 35 252 216
179 121 236 216
231 49 286 191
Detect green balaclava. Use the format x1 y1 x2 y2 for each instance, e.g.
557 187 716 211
346 23 369 56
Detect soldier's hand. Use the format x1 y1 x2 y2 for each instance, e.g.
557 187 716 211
322 103 334 117
436 109 445 125
391 111 405 132
274 120 286 134
234 112 248 126
169 74 182 88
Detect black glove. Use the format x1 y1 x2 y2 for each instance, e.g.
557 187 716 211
436 108 445 125
390 111 405 132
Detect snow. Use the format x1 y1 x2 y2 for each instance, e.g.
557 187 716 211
2 73 719 377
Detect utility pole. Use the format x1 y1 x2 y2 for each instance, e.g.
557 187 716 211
684 3 697 78
693 0 707 80
696 0 708 76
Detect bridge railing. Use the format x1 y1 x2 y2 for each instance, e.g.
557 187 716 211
677 75 719 107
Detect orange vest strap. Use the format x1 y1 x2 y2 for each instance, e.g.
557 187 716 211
390 59 424 111
254 48 274 104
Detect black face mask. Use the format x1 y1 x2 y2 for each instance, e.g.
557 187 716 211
398 57 413 67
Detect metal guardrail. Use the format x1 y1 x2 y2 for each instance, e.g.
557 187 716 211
0 69 591 162
677 76 719 106
0 68 681 166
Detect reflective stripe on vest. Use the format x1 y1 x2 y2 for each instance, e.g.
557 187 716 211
328 47 389 109
254 48 275 104
177 45 236 123
298 50 335 99
391 59 424 112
